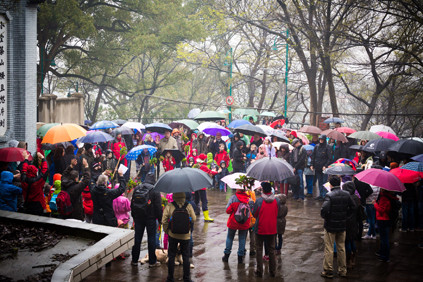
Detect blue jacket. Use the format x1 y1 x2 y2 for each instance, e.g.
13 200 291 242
0 171 22 212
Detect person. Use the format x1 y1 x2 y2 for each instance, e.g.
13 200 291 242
209 132 226 157
61 158 91 220
263 137 276 158
253 182 280 277
290 139 307 201
311 135 332 199
335 122 342 128
256 144 268 160
246 189 257 256
103 149 117 172
229 133 241 158
206 152 218 171
52 147 66 175
159 130 178 152
81 185 93 223
136 148 152 181
275 193 288 255
0 171 22 212
63 145 76 168
163 151 176 172
131 173 163 267
232 141 246 173
250 133 263 148
362 185 379 239
342 181 360 269
162 192 196 282
214 143 230 168
192 131 208 155
249 116 256 125
195 154 219 222
333 140 347 160
113 188 131 228
304 146 315 197
172 128 184 153
320 175 356 278
222 189 251 264
374 188 398 262
401 183 417 232
245 144 257 169
216 161 229 192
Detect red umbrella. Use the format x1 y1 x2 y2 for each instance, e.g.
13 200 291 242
355 168 405 192
269 119 285 129
335 127 356 135
375 131 399 141
0 147 33 162
390 168 421 184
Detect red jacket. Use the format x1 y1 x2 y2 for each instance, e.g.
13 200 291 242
21 160 48 210
82 186 93 216
163 157 175 172
374 192 395 221
226 191 251 230
215 150 230 167
199 163 218 190
111 137 127 166
253 193 279 235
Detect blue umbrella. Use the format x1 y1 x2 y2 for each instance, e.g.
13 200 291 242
303 145 315 151
324 117 344 124
412 154 423 162
228 119 251 129
401 162 423 172
145 123 173 133
90 120 119 130
79 131 114 143
126 145 157 161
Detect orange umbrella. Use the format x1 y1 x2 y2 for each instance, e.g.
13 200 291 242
42 123 87 144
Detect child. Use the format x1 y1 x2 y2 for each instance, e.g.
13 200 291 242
246 144 257 169
187 156 196 167
207 152 218 170
188 149 199 164
162 152 175 172
275 193 288 255
216 161 230 192
214 143 230 168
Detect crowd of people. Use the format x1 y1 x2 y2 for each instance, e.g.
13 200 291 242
0 117 422 281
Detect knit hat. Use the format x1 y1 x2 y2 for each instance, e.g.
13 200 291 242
53 173 62 182
292 138 300 147
197 154 207 163
172 128 180 136
261 182 272 193
329 175 341 187
26 165 38 178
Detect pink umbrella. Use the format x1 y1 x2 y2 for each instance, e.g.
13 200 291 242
296 132 310 145
375 131 399 141
355 168 405 192
335 127 356 135
221 173 262 190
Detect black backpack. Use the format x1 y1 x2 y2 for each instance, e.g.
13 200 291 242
234 202 250 224
131 183 154 217
388 197 401 230
169 202 191 234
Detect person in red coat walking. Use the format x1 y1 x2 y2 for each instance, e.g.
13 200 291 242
253 182 280 277
222 189 252 264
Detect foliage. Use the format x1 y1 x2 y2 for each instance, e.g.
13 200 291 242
127 178 138 192
235 175 257 190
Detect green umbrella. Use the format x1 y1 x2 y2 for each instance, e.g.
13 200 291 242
348 131 382 141
170 119 199 130
234 108 260 117
194 111 226 121
37 123 60 137
260 111 276 117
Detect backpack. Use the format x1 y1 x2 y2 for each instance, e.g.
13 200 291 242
388 197 401 230
234 202 250 224
56 191 73 216
131 184 153 216
169 202 191 234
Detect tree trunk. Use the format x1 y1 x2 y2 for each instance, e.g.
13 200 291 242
91 72 108 122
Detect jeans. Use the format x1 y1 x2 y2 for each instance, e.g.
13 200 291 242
402 201 415 230
275 234 283 250
256 234 276 275
365 204 376 236
305 175 314 195
377 220 391 260
131 216 157 264
345 239 356 254
314 170 328 197
224 228 248 257
293 169 304 199
219 181 225 191
194 189 208 211
167 236 191 282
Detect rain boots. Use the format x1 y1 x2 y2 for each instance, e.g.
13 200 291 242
222 253 229 262
283 183 289 196
203 210 214 222
238 256 244 264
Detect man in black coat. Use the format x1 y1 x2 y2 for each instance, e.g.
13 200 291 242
320 175 356 278
311 135 333 199
289 138 307 201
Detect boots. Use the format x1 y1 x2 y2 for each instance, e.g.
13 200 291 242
351 251 356 267
238 256 244 264
283 183 289 196
222 253 229 262
346 253 352 269
203 210 214 222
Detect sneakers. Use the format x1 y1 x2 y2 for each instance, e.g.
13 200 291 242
148 262 161 268
190 263 195 268
362 234 372 239
131 261 138 266
321 271 334 278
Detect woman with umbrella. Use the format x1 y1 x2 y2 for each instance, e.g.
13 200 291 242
136 148 154 182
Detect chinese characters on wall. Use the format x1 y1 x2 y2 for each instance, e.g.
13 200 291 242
0 15 6 136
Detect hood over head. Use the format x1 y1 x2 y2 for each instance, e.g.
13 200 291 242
1 171 14 184
26 165 39 178
172 192 186 204
53 173 62 182
144 173 156 185
342 181 355 195
236 141 244 149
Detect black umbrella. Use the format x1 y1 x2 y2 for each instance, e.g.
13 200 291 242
362 138 395 153
113 119 127 126
270 130 290 143
388 139 423 156
324 164 356 175
349 145 363 151
234 124 267 138
246 157 294 182
154 167 213 193
146 122 173 134
162 149 186 164
41 142 74 150
112 126 133 136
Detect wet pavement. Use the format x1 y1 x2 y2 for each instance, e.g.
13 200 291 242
84 189 423 281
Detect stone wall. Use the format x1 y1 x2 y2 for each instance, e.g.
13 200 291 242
38 93 85 124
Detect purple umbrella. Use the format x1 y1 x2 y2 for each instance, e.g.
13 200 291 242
355 168 405 192
412 154 423 162
143 132 164 141
202 124 231 136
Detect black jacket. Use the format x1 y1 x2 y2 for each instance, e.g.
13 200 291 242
232 141 245 172
208 137 227 157
321 186 356 233
91 175 126 227
289 145 307 170
333 143 347 161
62 166 91 220
312 141 332 170
132 174 163 222
343 181 360 241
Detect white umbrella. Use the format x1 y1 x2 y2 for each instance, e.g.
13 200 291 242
256 125 274 136
272 142 294 151
188 108 201 119
197 122 219 132
369 124 396 135
123 121 145 131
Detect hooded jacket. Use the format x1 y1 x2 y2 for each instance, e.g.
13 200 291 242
321 186 356 233
192 132 208 155
290 144 307 170
226 190 251 230
312 139 333 170
207 152 218 169
232 141 245 171
253 192 280 235
276 194 288 234
256 144 268 160
111 136 127 166
162 192 196 240
374 189 397 221
215 149 230 168
0 171 22 212
21 159 48 210
113 193 131 225
209 137 227 157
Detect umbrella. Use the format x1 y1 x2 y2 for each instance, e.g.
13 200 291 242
41 142 74 151
234 108 260 117
221 173 262 190
324 117 344 124
321 129 334 135
169 119 199 130
296 132 310 145
123 122 145 131
349 145 363 151
269 119 286 129
257 125 275 136
187 108 201 119
162 149 186 164
37 123 60 137
390 168 421 184
42 124 87 144
154 167 213 193
388 139 423 156
142 132 164 141
0 147 33 162
202 124 231 136
303 145 315 151
145 123 173 133
324 163 356 175
348 131 382 141
375 131 399 141
335 127 356 134
411 154 423 162
401 162 423 173
79 131 114 143
113 119 127 125
126 145 157 161
90 120 119 130
362 138 395 153
355 168 405 192
408 137 423 143
228 119 251 129
299 125 322 135
246 157 294 182
84 120 92 126
326 130 348 143
234 124 267 138
260 111 276 117
197 122 218 133
270 130 290 143
112 126 134 136
334 158 357 170
194 111 226 121
272 142 294 151
370 124 396 135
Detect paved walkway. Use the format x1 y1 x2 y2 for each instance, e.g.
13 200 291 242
84 190 423 281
